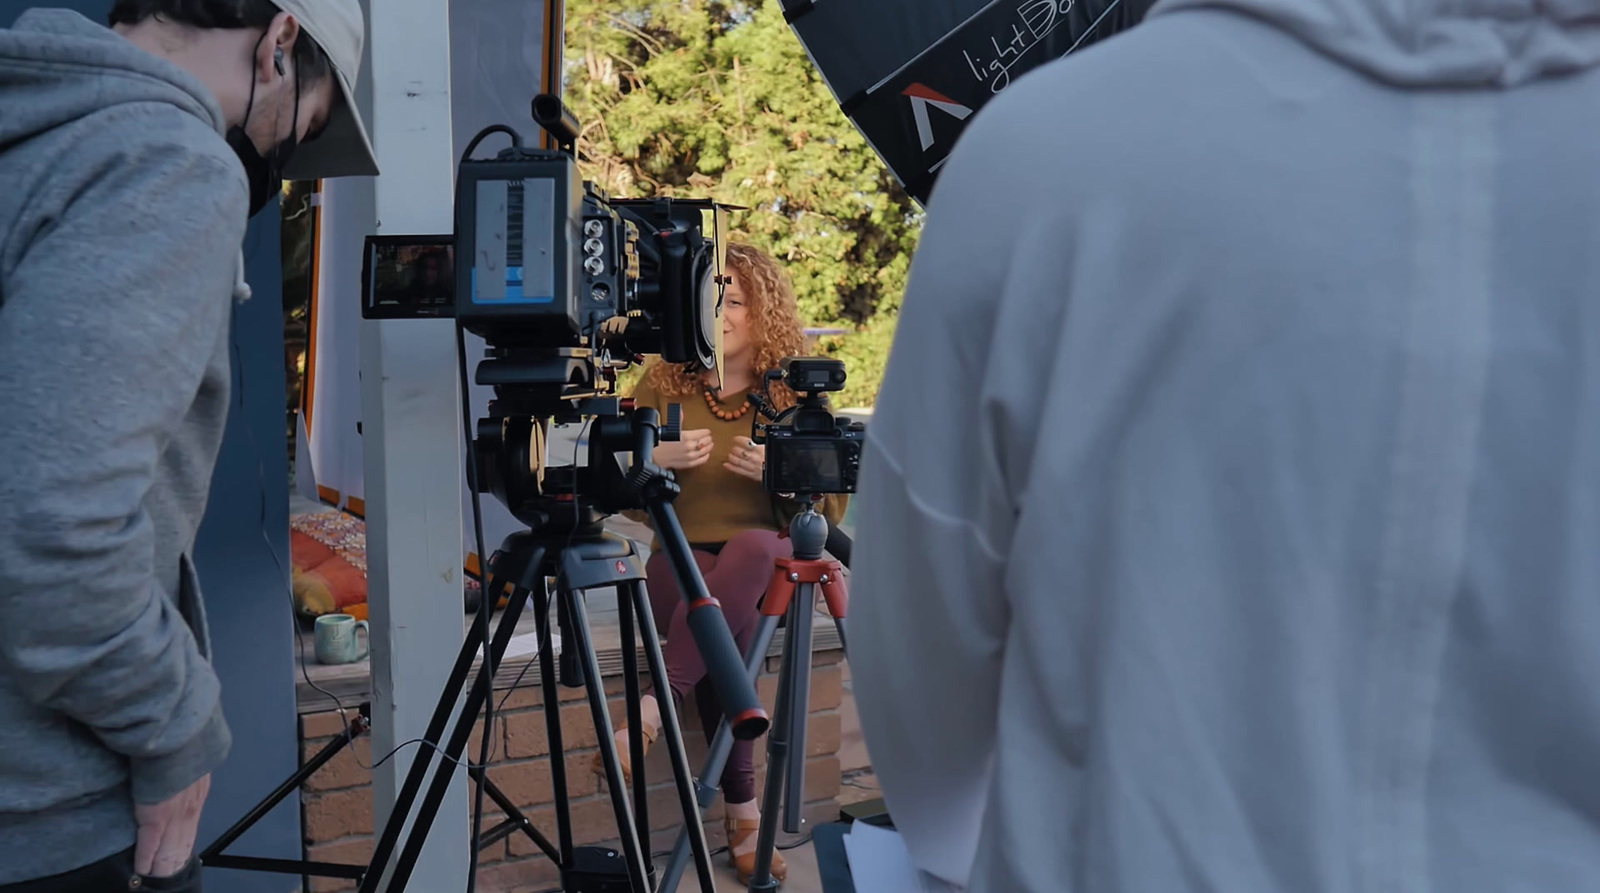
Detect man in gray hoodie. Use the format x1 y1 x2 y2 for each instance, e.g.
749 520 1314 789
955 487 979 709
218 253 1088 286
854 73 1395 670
851 0 1600 890
0 1 377 888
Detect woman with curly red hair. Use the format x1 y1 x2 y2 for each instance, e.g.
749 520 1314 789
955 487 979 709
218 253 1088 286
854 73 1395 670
595 241 846 885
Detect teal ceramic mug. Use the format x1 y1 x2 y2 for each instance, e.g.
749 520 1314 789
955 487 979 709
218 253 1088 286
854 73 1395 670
314 613 370 665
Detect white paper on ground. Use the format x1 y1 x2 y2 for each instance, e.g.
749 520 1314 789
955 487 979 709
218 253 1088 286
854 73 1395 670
843 820 964 893
477 631 559 662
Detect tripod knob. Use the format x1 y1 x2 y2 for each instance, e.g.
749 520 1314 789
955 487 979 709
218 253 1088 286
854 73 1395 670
662 403 682 442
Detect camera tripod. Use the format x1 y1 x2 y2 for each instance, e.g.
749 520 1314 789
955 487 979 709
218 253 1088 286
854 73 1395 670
353 404 768 893
352 525 711 893
202 402 768 893
201 520 756 893
658 499 849 892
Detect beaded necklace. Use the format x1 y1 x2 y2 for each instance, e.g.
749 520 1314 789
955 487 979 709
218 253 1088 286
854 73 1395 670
702 386 752 422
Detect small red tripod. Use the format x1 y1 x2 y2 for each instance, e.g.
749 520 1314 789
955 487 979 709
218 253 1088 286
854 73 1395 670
659 498 850 892
762 535 849 645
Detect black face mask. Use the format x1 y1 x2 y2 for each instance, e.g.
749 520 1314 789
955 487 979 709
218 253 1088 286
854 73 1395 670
226 124 297 217
227 41 302 217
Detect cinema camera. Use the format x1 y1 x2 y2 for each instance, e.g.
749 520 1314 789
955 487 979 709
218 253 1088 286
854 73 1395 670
751 357 866 497
457 98 726 408
355 94 768 893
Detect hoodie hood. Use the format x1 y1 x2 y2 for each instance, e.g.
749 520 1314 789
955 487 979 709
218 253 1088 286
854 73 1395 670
1147 0 1600 86
0 8 225 150
0 9 253 302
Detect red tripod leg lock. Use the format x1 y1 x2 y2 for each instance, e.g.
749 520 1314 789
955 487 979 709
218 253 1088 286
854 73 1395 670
763 566 796 617
819 562 848 619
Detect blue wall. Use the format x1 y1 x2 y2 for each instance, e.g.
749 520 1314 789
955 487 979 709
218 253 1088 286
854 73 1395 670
1 5 303 890
191 210 304 893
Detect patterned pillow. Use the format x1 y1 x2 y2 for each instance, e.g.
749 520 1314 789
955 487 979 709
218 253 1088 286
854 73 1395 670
290 511 368 617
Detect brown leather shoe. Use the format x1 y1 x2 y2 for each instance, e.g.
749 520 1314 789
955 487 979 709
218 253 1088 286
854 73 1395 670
590 720 658 787
728 815 786 886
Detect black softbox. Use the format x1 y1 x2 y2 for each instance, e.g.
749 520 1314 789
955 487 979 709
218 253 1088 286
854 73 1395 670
782 0 1155 204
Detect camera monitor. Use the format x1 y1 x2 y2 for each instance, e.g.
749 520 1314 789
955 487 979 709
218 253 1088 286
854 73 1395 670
361 234 457 320
766 438 849 494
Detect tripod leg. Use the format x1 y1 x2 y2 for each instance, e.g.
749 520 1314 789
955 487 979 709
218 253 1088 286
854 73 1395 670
784 582 815 834
470 578 508 887
629 580 719 893
659 613 779 893
558 584 585 688
747 592 803 892
469 767 561 862
821 568 849 656
617 585 653 881
202 710 369 866
532 582 574 866
566 586 651 893
378 580 536 893
359 570 527 893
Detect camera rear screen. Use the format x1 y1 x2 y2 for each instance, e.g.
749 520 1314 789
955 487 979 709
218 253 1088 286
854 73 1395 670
369 242 455 313
771 440 843 494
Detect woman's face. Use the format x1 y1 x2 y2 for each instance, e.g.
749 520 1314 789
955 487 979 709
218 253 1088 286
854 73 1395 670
722 271 752 367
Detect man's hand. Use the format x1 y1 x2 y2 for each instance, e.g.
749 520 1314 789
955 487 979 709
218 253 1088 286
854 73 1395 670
655 429 714 470
134 773 210 877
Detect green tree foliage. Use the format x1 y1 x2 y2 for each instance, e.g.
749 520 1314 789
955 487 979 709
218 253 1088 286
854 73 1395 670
563 0 921 407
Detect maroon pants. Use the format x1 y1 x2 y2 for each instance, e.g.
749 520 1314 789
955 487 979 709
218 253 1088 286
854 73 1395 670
645 528 789 804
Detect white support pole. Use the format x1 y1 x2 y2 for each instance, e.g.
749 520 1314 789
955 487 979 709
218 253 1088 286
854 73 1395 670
357 0 469 887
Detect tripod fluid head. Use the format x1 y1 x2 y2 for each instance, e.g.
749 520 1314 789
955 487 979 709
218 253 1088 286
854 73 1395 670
469 345 653 534
472 377 768 741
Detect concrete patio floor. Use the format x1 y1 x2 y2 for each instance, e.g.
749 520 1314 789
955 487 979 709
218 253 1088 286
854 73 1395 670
696 841 827 893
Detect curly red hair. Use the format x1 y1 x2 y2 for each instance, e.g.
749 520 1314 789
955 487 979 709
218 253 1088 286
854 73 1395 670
641 241 807 410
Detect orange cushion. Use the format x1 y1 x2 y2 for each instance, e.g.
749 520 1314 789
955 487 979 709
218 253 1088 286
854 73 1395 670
291 529 339 572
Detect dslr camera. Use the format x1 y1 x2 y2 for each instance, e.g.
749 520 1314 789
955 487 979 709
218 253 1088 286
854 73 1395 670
751 357 866 496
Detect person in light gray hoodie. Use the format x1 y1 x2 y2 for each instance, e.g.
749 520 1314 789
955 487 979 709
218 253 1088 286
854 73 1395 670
0 1 376 888
849 0 1600 890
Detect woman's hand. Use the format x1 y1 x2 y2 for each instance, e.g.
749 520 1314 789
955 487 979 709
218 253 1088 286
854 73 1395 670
724 436 766 483
655 429 713 470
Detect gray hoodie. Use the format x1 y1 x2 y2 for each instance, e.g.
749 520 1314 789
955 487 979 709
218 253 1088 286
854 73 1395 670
849 0 1600 890
0 8 243 882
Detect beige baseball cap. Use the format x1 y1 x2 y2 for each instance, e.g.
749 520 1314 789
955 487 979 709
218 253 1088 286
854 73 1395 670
274 0 379 179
